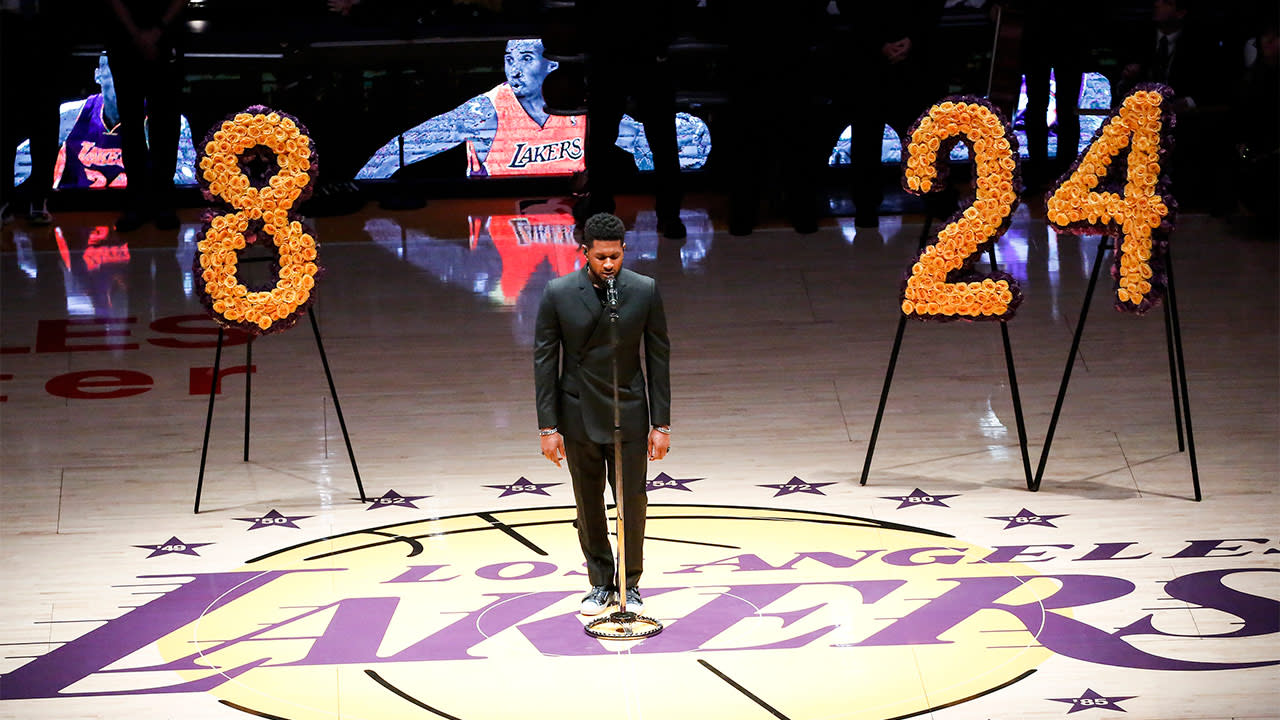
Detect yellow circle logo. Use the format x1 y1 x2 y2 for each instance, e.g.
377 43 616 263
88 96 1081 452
154 505 1058 719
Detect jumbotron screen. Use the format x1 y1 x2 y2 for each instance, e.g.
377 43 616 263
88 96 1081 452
355 38 711 179
10 43 1107 190
11 53 198 190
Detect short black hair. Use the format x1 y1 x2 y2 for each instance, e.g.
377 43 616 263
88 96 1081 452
581 213 626 247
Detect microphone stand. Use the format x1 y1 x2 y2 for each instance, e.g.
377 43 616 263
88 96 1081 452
607 278 629 616
585 275 663 640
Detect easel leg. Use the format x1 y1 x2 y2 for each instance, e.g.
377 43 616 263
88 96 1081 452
244 336 253 461
860 314 908 485
1163 289 1185 451
1164 252 1201 500
860 215 933 486
1033 236 1109 491
986 246 1033 490
1000 319 1035 489
195 327 225 514
309 311 367 502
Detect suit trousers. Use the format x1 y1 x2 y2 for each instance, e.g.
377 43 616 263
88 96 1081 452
106 40 182 213
565 437 648 590
584 54 681 221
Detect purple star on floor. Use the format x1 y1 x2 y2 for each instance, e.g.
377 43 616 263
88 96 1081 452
365 489 429 510
234 509 312 530
1048 688 1137 713
759 476 837 497
882 488 959 509
988 507 1069 529
132 536 213 558
485 477 561 498
647 472 703 492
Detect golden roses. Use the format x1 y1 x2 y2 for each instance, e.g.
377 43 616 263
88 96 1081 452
1046 88 1171 310
901 99 1020 319
196 109 318 334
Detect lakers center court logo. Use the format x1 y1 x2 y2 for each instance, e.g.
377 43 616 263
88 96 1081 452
2 504 1276 719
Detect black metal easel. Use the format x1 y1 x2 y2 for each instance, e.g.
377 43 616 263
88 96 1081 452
860 219 1035 490
193 305 366 513
1031 237 1200 499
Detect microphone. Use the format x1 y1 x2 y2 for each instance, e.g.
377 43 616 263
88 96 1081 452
605 275 619 311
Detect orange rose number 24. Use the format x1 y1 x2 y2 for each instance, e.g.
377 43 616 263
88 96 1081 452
900 87 1175 320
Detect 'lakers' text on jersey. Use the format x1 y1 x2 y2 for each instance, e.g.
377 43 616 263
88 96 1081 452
468 84 585 177
508 139 583 170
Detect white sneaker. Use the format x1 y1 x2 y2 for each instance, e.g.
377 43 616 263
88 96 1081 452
624 587 644 614
580 585 616 616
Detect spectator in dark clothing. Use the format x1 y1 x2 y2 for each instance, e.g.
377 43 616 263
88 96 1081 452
576 0 686 239
719 1 829 235
837 0 947 228
0 0 66 226
1115 0 1225 109
1117 0 1236 211
105 0 188 232
1233 12 1278 226
1019 3 1096 192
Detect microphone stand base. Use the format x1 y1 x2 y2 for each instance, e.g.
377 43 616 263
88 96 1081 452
585 611 664 640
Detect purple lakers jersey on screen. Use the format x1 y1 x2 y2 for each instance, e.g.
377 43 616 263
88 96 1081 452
54 94 126 189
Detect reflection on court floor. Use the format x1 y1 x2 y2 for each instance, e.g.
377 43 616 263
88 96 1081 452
1 198 1276 719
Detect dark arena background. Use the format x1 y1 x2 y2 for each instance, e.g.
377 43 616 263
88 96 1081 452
2 2 1277 719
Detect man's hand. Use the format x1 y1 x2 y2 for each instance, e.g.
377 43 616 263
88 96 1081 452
540 431 565 467
648 428 670 461
882 37 912 65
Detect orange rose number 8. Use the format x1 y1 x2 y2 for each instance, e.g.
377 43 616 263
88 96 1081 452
195 107 319 334
901 97 1022 321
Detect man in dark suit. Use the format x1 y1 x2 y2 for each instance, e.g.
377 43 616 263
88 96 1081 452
836 0 947 228
534 212 671 616
1115 0 1232 210
1116 0 1223 109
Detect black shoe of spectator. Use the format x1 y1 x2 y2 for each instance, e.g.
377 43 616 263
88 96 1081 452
302 182 364 217
657 215 687 240
115 211 149 233
154 210 180 230
728 199 756 236
791 215 818 235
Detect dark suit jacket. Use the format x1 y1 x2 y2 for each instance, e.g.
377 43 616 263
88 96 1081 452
1117 24 1227 106
534 267 670 444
